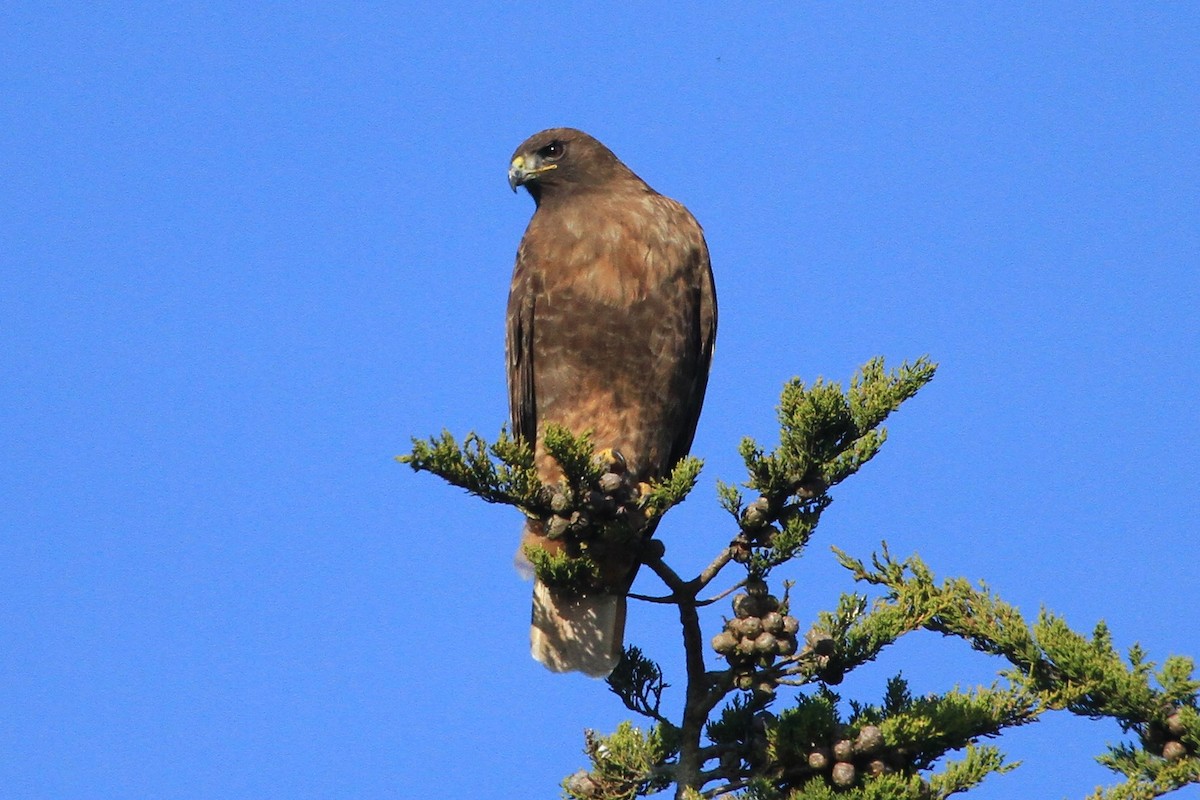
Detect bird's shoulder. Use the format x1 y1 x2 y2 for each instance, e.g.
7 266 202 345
522 182 702 261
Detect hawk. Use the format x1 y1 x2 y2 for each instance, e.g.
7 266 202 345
506 128 717 677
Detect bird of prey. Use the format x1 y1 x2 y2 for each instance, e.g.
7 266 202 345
506 128 717 677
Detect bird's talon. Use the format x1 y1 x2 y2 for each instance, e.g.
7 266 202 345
594 448 627 474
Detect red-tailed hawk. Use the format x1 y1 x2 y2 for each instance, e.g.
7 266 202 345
506 128 717 676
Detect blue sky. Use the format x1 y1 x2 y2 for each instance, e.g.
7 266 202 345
2 3 1197 798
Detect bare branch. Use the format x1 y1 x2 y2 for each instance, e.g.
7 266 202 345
703 776 753 798
645 551 690 594
628 591 683 605
693 545 737 593
630 577 742 607
696 579 745 608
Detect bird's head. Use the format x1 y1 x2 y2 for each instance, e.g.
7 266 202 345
508 128 627 203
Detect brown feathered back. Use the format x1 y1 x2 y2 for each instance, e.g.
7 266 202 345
506 128 716 676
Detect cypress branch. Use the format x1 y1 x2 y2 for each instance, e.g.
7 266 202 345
401 357 1200 799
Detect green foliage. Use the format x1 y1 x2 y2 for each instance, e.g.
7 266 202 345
399 428 545 513
730 358 936 573
768 689 842 761
563 722 675 800
543 424 604 493
523 546 600 591
833 545 1200 799
642 456 704 517
1088 743 1200 800
752 679 1026 796
743 745 1014 800
403 356 1200 800
926 745 1017 798
401 424 705 593
876 685 1038 770
835 545 1045 672
744 356 935 500
706 691 763 750
1158 659 1200 707
608 647 672 726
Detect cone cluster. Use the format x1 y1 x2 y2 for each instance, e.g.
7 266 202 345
803 628 846 685
799 724 891 789
542 450 644 540
711 579 800 688
1156 710 1194 762
730 497 775 564
563 769 600 798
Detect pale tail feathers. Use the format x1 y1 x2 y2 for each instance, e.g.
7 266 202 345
513 544 535 580
530 580 626 678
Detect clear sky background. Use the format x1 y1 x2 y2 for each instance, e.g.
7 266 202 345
2 4 1198 799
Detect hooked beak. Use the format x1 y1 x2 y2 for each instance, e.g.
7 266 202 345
508 154 557 192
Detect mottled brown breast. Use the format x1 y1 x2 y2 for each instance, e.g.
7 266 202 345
506 182 716 486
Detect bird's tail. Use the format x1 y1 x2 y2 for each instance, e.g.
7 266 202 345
530 579 626 678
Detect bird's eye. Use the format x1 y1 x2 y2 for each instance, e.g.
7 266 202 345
538 141 565 160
